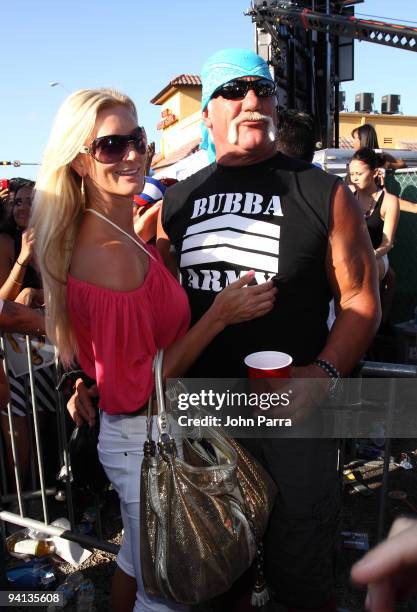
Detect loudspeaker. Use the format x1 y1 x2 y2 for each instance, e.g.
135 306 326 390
381 95 400 114
339 91 346 111
355 92 374 112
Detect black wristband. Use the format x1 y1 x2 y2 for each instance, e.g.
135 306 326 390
16 260 28 267
313 358 341 379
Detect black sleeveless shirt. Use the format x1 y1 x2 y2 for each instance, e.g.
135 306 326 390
364 190 384 249
163 152 340 377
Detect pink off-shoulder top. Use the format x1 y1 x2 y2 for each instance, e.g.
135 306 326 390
67 247 190 415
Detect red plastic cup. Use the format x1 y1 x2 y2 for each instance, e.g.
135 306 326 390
244 351 292 379
1 179 9 190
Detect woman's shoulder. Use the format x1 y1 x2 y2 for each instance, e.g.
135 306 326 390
382 190 399 205
70 239 151 292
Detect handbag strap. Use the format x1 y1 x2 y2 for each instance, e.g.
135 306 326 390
146 349 173 442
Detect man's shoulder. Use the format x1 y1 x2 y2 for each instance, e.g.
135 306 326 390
273 152 338 184
165 163 216 200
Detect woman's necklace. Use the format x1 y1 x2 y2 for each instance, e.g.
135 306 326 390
359 191 380 219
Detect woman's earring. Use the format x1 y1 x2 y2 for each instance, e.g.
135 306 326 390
80 176 85 205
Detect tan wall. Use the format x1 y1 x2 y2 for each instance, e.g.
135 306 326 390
157 88 202 157
160 110 201 157
179 88 201 118
339 113 417 149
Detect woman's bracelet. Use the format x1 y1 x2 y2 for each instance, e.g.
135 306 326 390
16 259 28 267
10 275 23 286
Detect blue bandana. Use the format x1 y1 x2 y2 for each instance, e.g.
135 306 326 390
200 48 274 162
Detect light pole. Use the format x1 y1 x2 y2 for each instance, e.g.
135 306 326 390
49 81 70 93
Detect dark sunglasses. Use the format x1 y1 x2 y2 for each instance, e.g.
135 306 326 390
211 78 277 101
80 126 147 164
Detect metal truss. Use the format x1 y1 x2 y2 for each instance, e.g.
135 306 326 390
247 2 417 52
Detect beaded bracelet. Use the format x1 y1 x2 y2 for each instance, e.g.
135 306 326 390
313 358 341 379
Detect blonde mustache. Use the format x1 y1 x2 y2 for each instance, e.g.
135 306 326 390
227 112 276 145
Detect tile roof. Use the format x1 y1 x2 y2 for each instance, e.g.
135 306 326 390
339 136 354 149
150 75 201 104
170 74 201 87
151 137 202 170
399 141 417 151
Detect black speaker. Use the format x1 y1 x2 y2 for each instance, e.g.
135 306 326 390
355 92 373 112
339 91 346 111
381 94 400 114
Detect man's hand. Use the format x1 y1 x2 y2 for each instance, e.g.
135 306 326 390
0 300 45 335
251 364 331 427
351 517 417 611
67 379 98 427
15 287 44 308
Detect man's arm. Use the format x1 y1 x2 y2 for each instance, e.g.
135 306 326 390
318 182 381 375
0 299 45 335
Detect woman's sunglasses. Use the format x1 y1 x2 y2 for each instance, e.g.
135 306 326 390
211 78 277 101
80 126 147 164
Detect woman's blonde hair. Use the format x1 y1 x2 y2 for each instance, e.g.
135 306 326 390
31 88 137 366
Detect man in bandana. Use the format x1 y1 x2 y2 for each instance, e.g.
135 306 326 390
158 48 381 611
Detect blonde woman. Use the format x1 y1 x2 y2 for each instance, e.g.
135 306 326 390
31 88 276 612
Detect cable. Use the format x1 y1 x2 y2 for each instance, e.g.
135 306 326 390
356 13 417 27
0 161 40 167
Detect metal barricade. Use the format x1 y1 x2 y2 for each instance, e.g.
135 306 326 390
1 342 416 604
0 333 119 587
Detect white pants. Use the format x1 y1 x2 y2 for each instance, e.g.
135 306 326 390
381 253 389 278
98 411 188 612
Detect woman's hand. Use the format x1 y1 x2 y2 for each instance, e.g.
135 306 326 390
133 201 161 243
15 287 44 308
210 271 277 327
19 229 35 264
0 186 9 202
67 379 98 427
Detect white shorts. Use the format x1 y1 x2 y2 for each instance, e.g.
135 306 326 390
98 411 188 612
381 253 389 278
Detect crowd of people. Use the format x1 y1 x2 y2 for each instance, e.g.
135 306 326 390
1 47 416 612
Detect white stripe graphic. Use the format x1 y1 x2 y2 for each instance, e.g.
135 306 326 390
182 229 279 256
180 245 279 273
184 214 280 239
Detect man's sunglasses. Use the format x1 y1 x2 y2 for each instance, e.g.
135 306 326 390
80 126 147 164
211 78 277 101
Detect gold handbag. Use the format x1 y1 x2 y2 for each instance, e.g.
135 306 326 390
140 350 277 606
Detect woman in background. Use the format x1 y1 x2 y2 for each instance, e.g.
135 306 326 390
351 124 407 171
349 147 400 324
0 181 55 492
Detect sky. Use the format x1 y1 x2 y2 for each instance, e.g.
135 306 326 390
1 0 416 181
